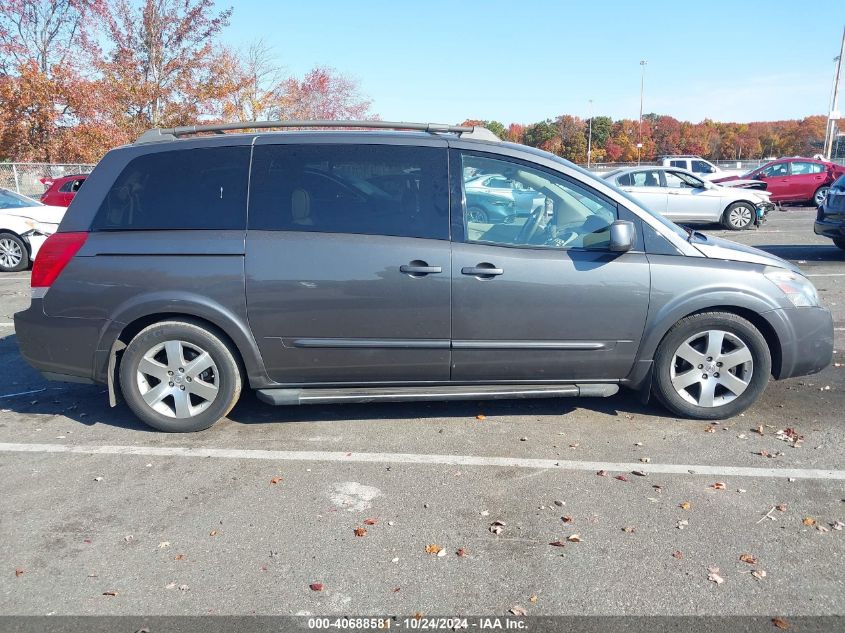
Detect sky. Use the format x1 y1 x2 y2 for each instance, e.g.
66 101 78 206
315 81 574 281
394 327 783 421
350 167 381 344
221 0 845 125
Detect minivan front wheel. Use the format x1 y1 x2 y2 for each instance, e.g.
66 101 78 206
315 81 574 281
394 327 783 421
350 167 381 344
652 312 771 420
119 320 241 432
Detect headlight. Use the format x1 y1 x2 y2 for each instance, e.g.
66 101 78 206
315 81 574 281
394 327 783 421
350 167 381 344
764 267 820 307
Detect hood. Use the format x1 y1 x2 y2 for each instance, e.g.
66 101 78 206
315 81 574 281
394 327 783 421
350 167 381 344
720 179 768 192
0 204 65 225
692 233 801 272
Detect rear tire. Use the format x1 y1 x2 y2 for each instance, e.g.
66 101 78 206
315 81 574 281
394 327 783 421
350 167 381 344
466 206 488 223
652 312 771 420
119 320 242 432
0 233 29 272
833 238 845 251
722 202 754 230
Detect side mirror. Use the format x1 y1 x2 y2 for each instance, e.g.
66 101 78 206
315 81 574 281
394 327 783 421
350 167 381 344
609 220 636 252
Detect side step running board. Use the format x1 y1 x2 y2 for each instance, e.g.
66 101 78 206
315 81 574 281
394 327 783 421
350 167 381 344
256 384 619 406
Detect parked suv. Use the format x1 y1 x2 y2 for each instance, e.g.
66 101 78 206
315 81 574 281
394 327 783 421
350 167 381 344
14 121 833 432
659 156 726 180
814 173 845 249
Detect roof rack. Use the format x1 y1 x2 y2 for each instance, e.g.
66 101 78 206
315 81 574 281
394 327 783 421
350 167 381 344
135 120 501 144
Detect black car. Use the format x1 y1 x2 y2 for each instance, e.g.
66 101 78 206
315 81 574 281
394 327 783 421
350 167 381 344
814 174 845 250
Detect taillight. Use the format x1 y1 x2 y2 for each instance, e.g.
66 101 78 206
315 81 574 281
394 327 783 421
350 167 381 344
31 232 88 289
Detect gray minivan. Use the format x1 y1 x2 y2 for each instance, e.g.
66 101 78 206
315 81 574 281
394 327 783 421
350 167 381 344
14 121 833 432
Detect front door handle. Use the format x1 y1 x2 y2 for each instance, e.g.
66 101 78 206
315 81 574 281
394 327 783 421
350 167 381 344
400 260 442 277
462 263 504 278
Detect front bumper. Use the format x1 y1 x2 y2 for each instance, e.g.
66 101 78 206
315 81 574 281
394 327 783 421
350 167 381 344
766 306 833 380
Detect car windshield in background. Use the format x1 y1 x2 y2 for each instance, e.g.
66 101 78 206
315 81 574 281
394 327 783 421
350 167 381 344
0 189 42 209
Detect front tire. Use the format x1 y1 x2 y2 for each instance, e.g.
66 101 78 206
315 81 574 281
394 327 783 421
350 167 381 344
466 206 488 223
119 320 242 432
814 186 830 207
652 312 771 420
0 233 29 272
722 202 754 230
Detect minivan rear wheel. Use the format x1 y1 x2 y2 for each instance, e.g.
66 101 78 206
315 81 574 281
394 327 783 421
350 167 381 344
119 320 241 432
652 312 771 420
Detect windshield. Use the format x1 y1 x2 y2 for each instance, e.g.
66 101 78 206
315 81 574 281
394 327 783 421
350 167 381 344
0 188 42 210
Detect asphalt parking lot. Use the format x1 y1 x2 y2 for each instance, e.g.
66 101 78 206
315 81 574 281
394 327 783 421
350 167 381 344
0 207 843 619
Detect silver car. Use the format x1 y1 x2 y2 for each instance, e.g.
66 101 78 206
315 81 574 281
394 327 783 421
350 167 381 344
602 167 773 230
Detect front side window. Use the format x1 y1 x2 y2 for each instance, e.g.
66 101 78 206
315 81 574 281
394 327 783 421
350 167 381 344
759 163 789 178
664 171 705 189
249 144 448 240
92 146 250 230
460 152 616 250
669 160 686 168
691 160 715 174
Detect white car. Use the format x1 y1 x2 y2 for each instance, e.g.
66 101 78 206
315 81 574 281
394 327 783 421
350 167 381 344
602 167 773 230
0 188 66 272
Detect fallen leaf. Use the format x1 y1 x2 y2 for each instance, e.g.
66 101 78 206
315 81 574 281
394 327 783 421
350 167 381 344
707 566 724 585
754 425 764 435
456 548 467 557
548 540 566 547
632 470 646 477
640 457 651 463
704 426 716 433
680 502 691 510
475 414 486 421
553 500 565 507
816 525 830 533
209 530 218 537
509 606 527 616
561 516 573 523
622 526 636 533
802 517 816 526
752 569 767 580
123 535 134 542
14 568 24 577
102 590 117 596
711 482 726 490
437 548 446 557
93 476 103 482
425 544 442 555
676 520 689 530
776 504 787 512
489 520 505 535
393 587 401 593
567 534 582 543
309 582 324 592
270 477 282 484
569 443 579 448
614 475 629 482
832 521 844 531
353 527 367 537
772 617 790 630
672 551 683 559
739 553 757 564
529 594 538 603
178 584 189 591
165 582 176 589
158 541 171 549
174 554 185 561
363 518 378 526
596 470 609 477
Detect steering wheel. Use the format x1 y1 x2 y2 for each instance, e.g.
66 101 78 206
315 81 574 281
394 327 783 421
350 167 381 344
516 206 546 244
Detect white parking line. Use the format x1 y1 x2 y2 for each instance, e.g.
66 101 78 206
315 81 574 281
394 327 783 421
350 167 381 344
0 323 14 327
807 274 845 277
0 442 842 480
0 277 29 281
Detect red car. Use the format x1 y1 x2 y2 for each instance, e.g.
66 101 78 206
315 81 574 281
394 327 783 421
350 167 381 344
714 158 845 207
39 174 87 207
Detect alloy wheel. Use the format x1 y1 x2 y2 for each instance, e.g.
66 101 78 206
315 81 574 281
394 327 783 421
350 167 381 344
0 237 23 269
728 205 753 229
136 340 219 418
670 329 753 408
814 187 830 206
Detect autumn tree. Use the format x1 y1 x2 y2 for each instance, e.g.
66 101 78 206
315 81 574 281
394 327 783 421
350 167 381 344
275 67 373 121
94 0 233 141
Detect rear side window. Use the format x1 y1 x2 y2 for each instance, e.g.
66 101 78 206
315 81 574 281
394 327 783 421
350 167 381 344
92 146 249 230
248 144 449 240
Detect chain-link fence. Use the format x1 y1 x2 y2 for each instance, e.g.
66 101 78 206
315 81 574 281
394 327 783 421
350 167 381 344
0 163 95 199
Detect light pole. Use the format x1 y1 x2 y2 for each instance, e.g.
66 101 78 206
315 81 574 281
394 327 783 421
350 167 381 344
587 99 593 169
638 60 647 165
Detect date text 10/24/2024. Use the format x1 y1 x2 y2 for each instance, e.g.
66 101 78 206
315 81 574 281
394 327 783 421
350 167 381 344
307 617 528 630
